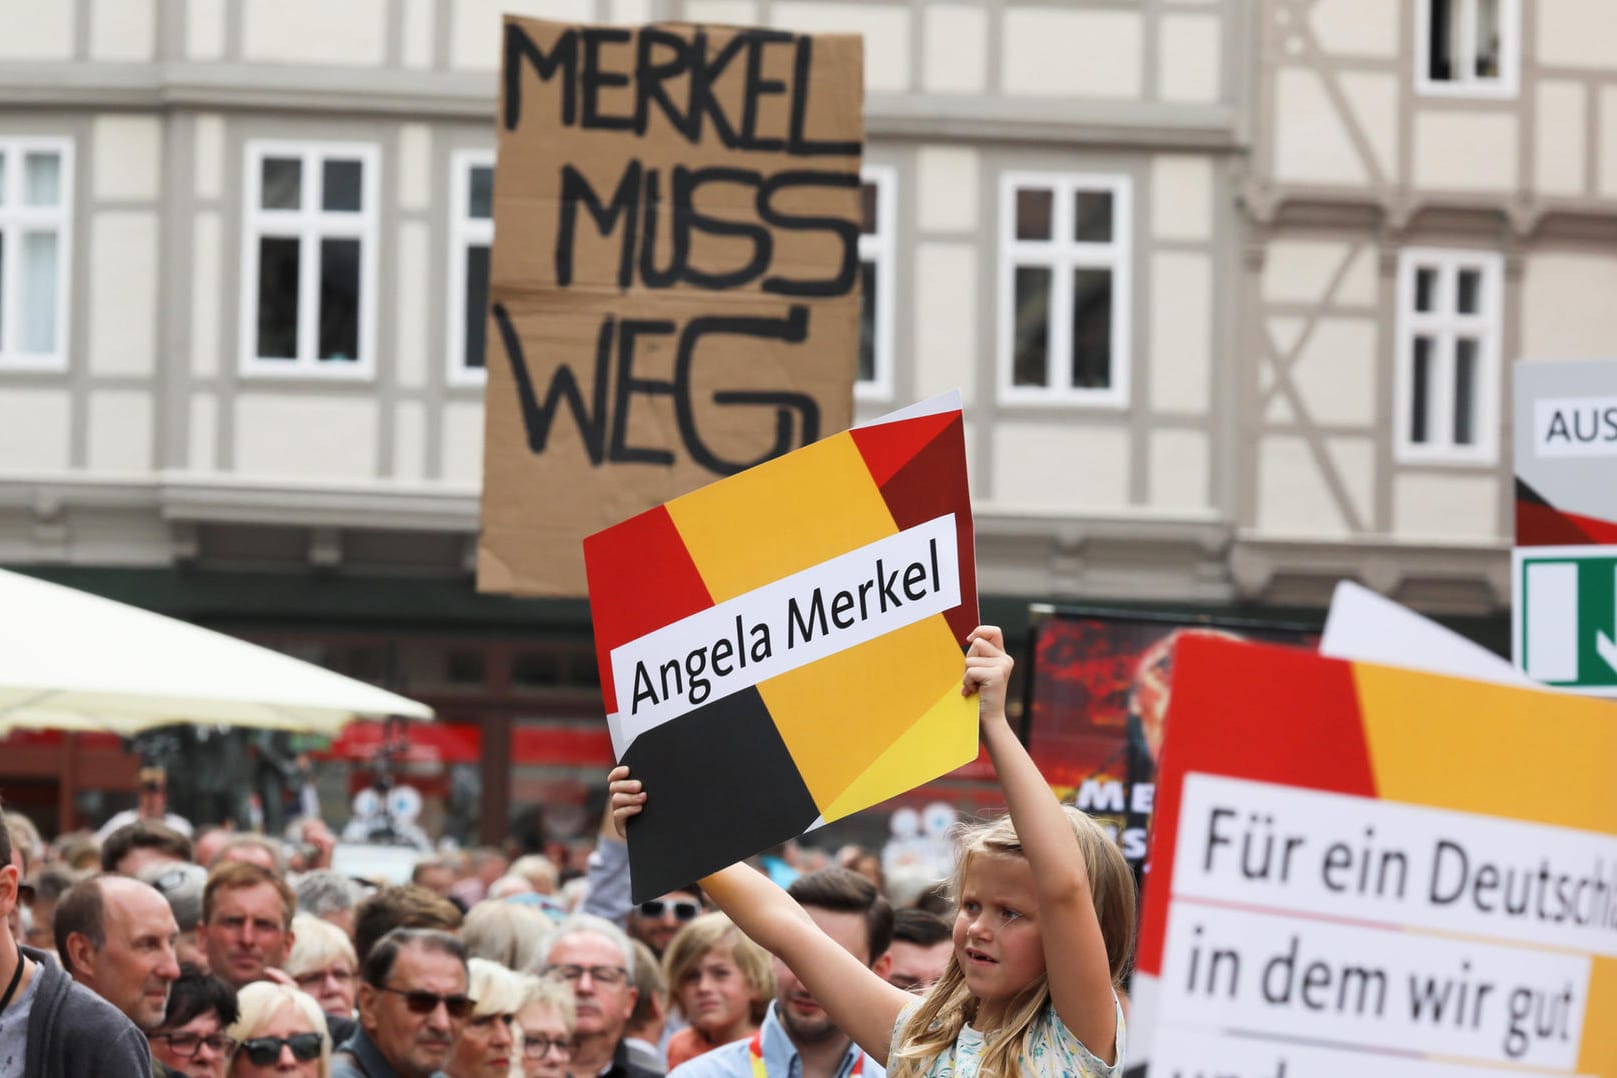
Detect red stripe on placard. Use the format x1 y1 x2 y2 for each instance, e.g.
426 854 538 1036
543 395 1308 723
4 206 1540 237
850 409 959 488
584 505 714 716
1516 499 1617 546
1134 637 1376 976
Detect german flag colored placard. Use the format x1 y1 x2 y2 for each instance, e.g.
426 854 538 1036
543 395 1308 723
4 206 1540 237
1134 636 1617 1077
584 393 978 901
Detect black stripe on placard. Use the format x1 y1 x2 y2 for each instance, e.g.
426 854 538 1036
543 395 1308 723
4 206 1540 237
622 685 820 903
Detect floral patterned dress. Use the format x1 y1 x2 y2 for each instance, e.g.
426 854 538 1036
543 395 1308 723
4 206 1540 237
888 994 1125 1078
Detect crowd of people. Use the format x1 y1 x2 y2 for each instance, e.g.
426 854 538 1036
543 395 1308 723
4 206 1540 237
0 627 1134 1077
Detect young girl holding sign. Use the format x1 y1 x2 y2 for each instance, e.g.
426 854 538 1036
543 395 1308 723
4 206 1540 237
609 625 1137 1078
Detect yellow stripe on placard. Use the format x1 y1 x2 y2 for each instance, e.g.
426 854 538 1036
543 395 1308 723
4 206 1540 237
1578 956 1617 1075
666 433 897 603
820 674 978 823
757 616 963 813
1352 663 1617 834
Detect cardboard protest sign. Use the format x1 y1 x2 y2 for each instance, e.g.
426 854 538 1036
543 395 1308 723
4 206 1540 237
584 396 977 901
1132 635 1617 1076
478 16 865 597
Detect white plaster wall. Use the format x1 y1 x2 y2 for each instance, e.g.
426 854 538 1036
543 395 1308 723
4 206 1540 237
93 116 162 202
773 2 911 93
235 395 380 480
1263 240 1370 306
1413 113 1518 192
1150 155 1213 242
0 391 71 473
189 392 218 471
1308 0 1399 58
402 0 434 68
991 422 1129 510
396 221 429 390
1002 9 1142 99
194 114 225 201
1520 252 1617 358
1284 317 1377 426
923 4 988 95
1150 429 1209 511
1339 72 1399 181
684 0 759 23
89 212 159 376
1536 0 1617 71
86 390 154 474
1158 14 1221 104
912 242 977 405
609 0 653 23
1273 67 1370 186
394 400 426 482
442 400 486 485
1255 434 1371 537
917 147 978 234
451 0 611 69
90 0 155 62
1149 252 1212 415
1393 473 1499 541
1536 81 1586 197
0 4 73 59
190 212 222 377
1597 87 1617 198
398 125 431 212
187 0 226 62
242 0 388 66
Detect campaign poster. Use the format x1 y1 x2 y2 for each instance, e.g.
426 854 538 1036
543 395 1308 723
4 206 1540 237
584 398 977 901
1132 635 1617 1077
478 17 865 597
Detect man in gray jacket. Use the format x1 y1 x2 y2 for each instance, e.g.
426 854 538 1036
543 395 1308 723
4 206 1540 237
0 805 154 1077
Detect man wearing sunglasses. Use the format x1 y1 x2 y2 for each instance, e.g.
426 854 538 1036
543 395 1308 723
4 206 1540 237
629 892 703 957
332 927 471 1078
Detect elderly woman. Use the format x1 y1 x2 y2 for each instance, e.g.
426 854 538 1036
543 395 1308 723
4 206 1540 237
148 964 240 1078
515 975 575 1078
225 982 331 1078
445 958 526 1078
461 900 551 973
284 913 359 1018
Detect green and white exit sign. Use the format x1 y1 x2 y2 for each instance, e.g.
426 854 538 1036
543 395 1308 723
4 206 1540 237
1512 546 1617 694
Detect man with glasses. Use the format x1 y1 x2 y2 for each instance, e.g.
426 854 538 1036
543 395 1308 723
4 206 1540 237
628 890 703 957
535 915 660 1078
333 927 472 1078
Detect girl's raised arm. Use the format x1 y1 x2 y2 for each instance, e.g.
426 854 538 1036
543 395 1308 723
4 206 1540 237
967 626 1120 1063
608 767 912 1064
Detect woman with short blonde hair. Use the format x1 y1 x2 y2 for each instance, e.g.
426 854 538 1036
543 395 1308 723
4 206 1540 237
446 958 529 1078
461 900 551 972
284 914 359 1018
225 982 330 1077
516 976 575 1078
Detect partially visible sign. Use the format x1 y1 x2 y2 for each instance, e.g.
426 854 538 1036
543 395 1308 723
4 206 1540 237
1513 360 1617 688
584 394 977 901
478 17 866 597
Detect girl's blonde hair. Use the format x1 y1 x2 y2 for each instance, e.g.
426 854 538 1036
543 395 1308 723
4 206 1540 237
285 914 358 980
226 982 332 1077
889 808 1136 1078
661 912 775 1026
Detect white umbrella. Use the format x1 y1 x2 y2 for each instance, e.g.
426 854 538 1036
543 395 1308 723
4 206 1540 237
0 568 433 735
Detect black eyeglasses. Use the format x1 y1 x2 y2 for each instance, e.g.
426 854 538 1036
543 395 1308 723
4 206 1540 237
237 1033 323 1066
542 964 629 986
376 985 478 1019
150 1032 237 1058
524 1035 572 1058
639 899 700 921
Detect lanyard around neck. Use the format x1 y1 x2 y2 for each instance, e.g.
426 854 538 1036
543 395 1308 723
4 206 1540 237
0 946 25 1014
749 1030 865 1078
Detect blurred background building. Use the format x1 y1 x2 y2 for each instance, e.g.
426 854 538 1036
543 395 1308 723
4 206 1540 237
0 0 1597 843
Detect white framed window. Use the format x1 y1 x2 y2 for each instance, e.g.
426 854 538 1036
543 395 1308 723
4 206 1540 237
998 172 1131 407
0 137 74 371
1416 0 1518 98
1394 248 1502 464
240 141 379 378
449 149 494 386
857 165 896 401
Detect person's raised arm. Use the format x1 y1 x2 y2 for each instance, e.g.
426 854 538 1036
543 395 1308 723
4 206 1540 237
967 626 1118 1063
609 767 911 1064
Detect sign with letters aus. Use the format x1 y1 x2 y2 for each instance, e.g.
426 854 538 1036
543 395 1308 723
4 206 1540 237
1513 359 1617 692
477 16 865 597
584 394 978 901
1129 635 1617 1077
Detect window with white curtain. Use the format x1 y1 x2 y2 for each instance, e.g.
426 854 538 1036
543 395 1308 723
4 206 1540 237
0 139 73 370
1418 0 1518 97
